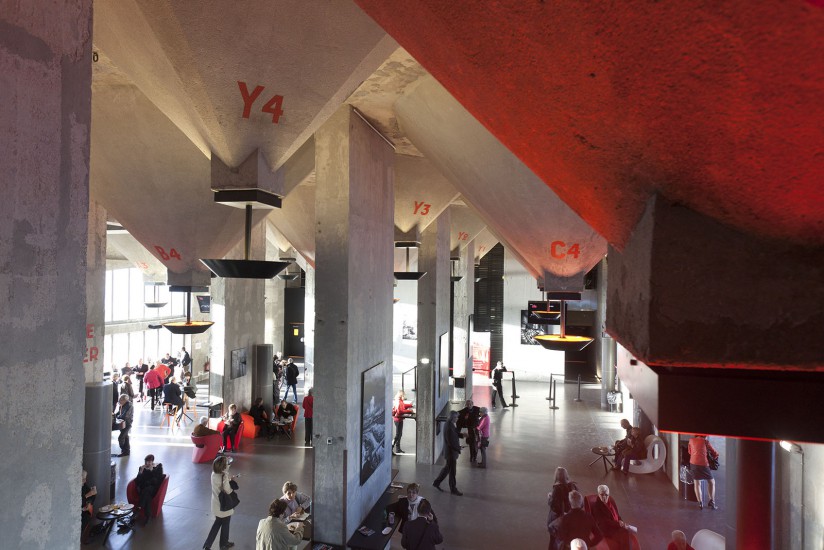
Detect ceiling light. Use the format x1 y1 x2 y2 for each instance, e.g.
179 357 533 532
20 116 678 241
535 292 593 352
201 204 289 279
779 440 803 454
162 288 214 335
144 282 168 308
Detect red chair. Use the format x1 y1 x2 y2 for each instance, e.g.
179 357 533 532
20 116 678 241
240 413 260 438
126 475 169 521
583 495 641 550
191 433 222 463
217 419 244 451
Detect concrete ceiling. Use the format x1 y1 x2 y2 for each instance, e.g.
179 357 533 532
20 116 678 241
355 0 824 249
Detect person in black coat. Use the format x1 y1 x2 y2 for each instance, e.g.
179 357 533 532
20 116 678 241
283 359 299 402
433 410 463 495
221 404 242 452
162 377 184 421
400 500 443 550
387 483 437 534
134 454 164 525
547 466 579 528
549 491 603 550
456 399 480 464
492 361 509 408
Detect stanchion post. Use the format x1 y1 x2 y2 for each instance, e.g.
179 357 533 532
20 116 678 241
546 373 554 401
509 371 519 407
574 374 583 402
549 379 559 410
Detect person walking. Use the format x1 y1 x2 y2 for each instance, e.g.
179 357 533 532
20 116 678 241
302 388 314 446
688 434 719 510
202 455 236 550
282 359 299 402
392 390 414 455
457 399 480 465
143 364 164 410
491 360 509 408
476 407 490 468
433 410 463 496
112 394 133 457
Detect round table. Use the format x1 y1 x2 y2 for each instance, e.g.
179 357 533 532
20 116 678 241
96 504 135 545
589 446 616 474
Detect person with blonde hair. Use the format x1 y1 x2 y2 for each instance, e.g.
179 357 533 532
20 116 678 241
202 455 236 550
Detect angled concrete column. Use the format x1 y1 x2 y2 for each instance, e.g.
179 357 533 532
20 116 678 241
595 258 616 410
313 106 394 545
84 200 112 508
0 2 93 545
452 241 475 400
416 210 451 465
303 265 316 388
264 238 286 353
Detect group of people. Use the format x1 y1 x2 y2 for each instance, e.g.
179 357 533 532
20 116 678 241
248 391 314 446
546 467 636 550
200 453 314 550
431 403 492 496
272 354 301 402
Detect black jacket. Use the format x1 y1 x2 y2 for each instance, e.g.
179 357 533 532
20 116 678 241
285 363 299 384
550 508 602 550
456 405 480 431
162 382 183 407
443 420 461 459
390 497 437 534
401 517 443 550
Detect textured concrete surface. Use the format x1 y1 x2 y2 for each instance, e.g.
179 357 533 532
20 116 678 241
356 0 824 248
416 211 452 465
313 106 394 544
0 2 93 547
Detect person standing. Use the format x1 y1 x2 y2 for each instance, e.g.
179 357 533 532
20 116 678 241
688 435 719 510
282 359 299 402
456 399 480 465
392 391 414 455
112 394 133 457
180 346 191 370
400 500 443 550
492 361 509 408
302 388 314 446
143 364 164 410
111 373 121 412
120 374 135 401
433 410 463 496
547 467 579 527
476 407 490 468
135 359 148 401
202 455 236 550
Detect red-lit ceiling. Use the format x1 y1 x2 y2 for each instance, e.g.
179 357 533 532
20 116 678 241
355 0 824 249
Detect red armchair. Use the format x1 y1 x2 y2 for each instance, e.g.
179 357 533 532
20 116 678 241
240 413 260 438
191 433 222 463
217 419 244 451
126 475 169 520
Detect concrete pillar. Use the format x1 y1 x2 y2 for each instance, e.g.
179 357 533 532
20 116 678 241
452 241 474 400
303 264 316 388
596 257 616 409
313 106 394 545
0 2 93 546
84 200 112 507
254 344 274 413
416 210 451 465
264 237 285 354
734 439 776 549
209 220 266 412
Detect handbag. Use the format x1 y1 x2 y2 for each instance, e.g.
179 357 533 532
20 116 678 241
218 477 240 511
707 451 719 470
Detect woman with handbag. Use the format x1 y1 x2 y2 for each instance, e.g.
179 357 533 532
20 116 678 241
203 455 237 550
688 434 719 510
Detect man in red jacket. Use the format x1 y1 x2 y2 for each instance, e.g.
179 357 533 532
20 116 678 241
143 365 164 410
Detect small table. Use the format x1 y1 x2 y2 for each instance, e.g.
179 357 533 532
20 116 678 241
589 446 615 474
273 419 293 439
96 504 135 545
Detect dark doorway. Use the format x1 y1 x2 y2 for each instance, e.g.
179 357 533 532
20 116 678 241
284 285 305 360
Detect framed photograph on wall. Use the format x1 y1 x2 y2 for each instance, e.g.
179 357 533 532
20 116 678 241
520 310 547 345
360 362 386 485
230 348 247 380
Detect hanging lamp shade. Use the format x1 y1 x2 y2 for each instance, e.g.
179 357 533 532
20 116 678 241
201 204 289 279
162 288 214 335
144 282 169 308
536 296 593 352
276 257 300 281
393 241 427 280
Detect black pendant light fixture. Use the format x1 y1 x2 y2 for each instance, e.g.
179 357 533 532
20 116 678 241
535 291 594 352
450 256 463 282
201 204 289 279
394 241 427 280
163 286 214 334
276 257 300 281
144 281 168 308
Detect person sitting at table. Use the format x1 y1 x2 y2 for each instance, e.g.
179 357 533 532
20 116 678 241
250 397 275 438
590 485 635 550
162 376 184 421
667 530 696 550
134 454 164 525
81 469 97 544
221 403 242 453
388 482 437 534
193 416 220 437
400 500 442 550
255 498 305 550
615 427 647 474
613 419 633 455
278 481 312 521
275 399 298 426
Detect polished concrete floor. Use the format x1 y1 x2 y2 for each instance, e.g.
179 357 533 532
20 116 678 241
101 373 726 549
